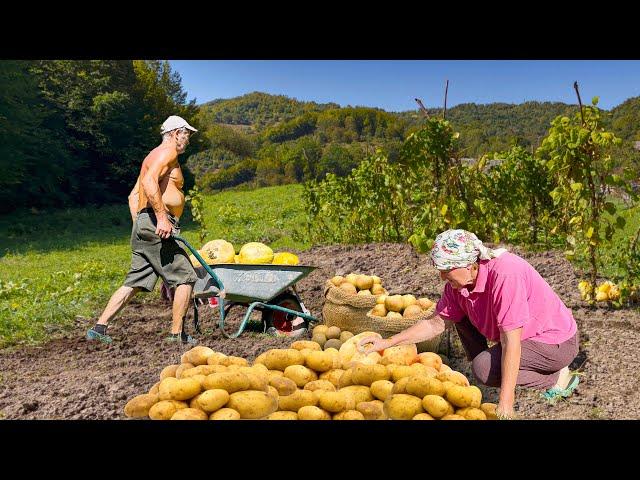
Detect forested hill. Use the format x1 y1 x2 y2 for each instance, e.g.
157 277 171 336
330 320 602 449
189 92 640 193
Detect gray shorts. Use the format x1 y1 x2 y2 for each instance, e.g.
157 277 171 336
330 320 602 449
123 209 198 292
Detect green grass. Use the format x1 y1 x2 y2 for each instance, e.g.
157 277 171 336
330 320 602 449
0 184 308 347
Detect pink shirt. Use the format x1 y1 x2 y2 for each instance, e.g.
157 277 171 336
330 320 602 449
436 252 577 344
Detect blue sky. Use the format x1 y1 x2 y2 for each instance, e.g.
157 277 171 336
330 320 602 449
169 60 640 112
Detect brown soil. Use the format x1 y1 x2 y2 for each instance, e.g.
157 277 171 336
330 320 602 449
1 243 638 420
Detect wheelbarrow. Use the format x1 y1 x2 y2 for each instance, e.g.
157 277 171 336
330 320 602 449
173 236 319 338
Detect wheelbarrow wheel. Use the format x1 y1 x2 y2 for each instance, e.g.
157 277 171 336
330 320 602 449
262 293 308 336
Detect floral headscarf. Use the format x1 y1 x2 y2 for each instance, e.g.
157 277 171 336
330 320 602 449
430 229 507 270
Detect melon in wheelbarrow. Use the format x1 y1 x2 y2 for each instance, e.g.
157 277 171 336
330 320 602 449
272 252 299 265
202 239 236 264
238 242 274 264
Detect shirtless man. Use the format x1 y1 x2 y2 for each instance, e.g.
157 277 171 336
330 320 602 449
86 115 203 344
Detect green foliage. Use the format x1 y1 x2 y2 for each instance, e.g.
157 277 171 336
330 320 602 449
537 99 638 287
185 186 207 244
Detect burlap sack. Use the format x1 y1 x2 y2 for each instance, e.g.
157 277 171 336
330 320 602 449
365 303 442 353
322 280 378 333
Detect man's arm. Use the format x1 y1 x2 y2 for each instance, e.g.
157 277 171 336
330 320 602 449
498 327 522 418
141 151 174 239
128 179 140 223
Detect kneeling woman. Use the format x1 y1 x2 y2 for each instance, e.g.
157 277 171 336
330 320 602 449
358 229 580 419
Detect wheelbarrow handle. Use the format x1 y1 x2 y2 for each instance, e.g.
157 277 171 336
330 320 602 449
172 235 225 292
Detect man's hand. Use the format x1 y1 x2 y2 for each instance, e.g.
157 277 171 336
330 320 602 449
357 336 390 354
218 289 226 300
155 216 173 239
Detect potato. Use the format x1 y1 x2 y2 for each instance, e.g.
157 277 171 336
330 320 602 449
171 408 208 420
291 340 322 352
312 324 329 336
439 364 453 373
440 380 456 394
305 351 335 373
266 385 279 400
376 294 387 305
221 356 249 367
266 370 284 380
339 331 354 343
338 331 382 366
324 339 343 351
390 365 415 382
182 346 215 366
148 382 160 395
409 363 438 377
194 389 230 413
416 352 443 371
333 410 365 420
340 282 357 295
383 394 424 420
278 389 318 412
160 364 180 380
413 413 435 420
355 275 374 291
124 393 159 418
481 403 498 420
312 334 327 348
436 371 469 387
158 377 201 401
317 390 354 413
264 411 299 420
284 365 318 387
346 351 382 369
351 364 391 386
319 369 345 388
304 380 336 392
202 372 250 393
270 375 298 396
297 405 331 420
441 414 466 420
325 326 341 340
181 364 227 378
339 385 374 404
148 400 188 420
384 364 400 376
422 395 453 419
356 401 385 420
251 363 269 375
391 377 410 394
243 373 269 392
323 348 342 369
206 352 229 365
370 380 394 401
254 349 305 371
405 375 446 398
175 363 195 379
338 368 354 388
330 276 345 287
226 390 278 419
468 385 482 408
446 385 475 408
380 344 418 366
209 408 241 420
456 407 487 420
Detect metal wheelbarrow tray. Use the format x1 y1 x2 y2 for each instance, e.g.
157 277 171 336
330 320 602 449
174 235 319 338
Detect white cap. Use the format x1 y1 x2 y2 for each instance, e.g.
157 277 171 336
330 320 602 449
160 115 198 135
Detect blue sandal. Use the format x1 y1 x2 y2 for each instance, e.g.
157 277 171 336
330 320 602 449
86 328 113 344
541 375 580 402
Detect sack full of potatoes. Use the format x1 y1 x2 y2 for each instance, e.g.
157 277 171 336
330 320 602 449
367 293 442 353
322 276 379 334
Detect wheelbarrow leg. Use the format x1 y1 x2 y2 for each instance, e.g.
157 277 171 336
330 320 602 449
219 300 260 339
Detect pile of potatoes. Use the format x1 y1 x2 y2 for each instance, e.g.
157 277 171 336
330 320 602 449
124 334 498 420
370 294 434 320
309 324 354 351
329 273 388 297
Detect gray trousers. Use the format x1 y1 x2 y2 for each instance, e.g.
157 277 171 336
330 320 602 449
454 317 579 389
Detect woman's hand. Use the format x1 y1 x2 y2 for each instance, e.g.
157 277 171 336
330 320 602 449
357 336 391 354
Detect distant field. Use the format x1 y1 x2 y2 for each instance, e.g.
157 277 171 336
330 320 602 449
0 184 307 347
